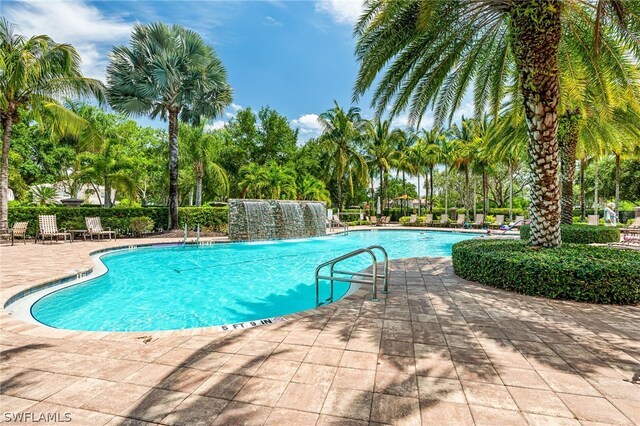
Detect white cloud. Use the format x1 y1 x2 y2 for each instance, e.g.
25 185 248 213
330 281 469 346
230 103 243 111
4 0 133 80
291 113 323 143
207 120 227 131
264 16 283 27
316 0 364 24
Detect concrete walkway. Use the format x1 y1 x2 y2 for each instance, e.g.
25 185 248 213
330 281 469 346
0 237 638 425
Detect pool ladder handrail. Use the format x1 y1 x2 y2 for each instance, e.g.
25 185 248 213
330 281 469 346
315 245 389 306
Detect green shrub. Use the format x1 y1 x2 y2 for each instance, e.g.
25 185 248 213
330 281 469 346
452 239 640 304
520 224 620 244
129 217 154 236
8 206 228 236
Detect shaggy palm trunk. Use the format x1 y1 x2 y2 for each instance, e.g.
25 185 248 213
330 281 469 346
464 169 470 218
615 154 620 218
195 162 204 207
168 110 180 230
370 173 375 216
559 112 580 224
402 171 406 216
417 174 421 216
0 113 13 231
429 166 434 213
510 0 563 247
378 167 384 212
579 158 586 222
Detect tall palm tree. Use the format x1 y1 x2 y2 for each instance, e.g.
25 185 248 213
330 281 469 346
354 0 640 247
179 123 229 206
363 119 399 211
0 18 104 230
107 22 232 229
448 119 477 217
420 128 446 213
405 139 428 215
393 129 418 216
318 102 368 209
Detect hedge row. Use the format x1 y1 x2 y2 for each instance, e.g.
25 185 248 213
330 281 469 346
519 224 620 244
8 206 228 235
452 239 640 304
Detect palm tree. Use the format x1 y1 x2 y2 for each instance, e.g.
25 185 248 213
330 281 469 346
393 129 418 216
354 1 639 247
448 119 477 217
0 18 104 230
405 140 428 215
107 22 232 229
258 162 297 200
318 102 368 209
179 123 229 206
297 174 331 204
363 119 399 211
238 163 264 199
420 128 446 213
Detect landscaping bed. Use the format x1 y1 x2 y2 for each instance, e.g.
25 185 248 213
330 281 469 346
452 239 640 304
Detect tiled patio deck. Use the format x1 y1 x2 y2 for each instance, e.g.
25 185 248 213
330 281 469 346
1 237 639 425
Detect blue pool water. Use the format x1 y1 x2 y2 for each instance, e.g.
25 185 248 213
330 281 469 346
31 230 474 331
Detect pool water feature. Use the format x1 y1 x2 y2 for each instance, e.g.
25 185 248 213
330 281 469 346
29 230 474 332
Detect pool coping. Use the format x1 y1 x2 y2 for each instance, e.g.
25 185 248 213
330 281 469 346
1 227 491 339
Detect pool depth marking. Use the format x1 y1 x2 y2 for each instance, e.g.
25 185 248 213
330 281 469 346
217 316 287 331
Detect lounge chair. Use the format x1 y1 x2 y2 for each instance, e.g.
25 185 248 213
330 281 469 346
513 215 525 227
10 221 28 245
493 215 505 228
423 214 434 227
86 217 116 241
407 214 417 225
588 214 600 226
453 214 465 228
621 217 640 244
370 216 377 226
383 216 391 226
437 214 449 227
472 214 485 229
37 215 71 244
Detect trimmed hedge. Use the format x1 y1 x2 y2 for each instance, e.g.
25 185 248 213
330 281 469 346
452 239 640 304
8 206 228 235
519 224 620 244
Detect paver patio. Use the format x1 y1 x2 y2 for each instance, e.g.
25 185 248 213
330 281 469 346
1 235 639 425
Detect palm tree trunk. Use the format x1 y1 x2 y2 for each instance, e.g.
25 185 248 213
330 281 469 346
464 169 470 218
196 175 203 207
510 0 563 247
615 153 620 218
0 113 13 231
482 167 488 218
402 171 406 216
104 177 111 208
509 158 514 222
417 174 421 216
429 166 434 213
444 171 448 212
370 173 375 216
559 112 580 224
473 175 477 219
594 159 599 216
580 158 586 222
168 110 180 229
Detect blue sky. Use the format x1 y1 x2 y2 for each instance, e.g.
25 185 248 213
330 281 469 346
3 0 471 142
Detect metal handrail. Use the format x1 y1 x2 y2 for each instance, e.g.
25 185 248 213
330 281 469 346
315 245 389 306
328 218 349 235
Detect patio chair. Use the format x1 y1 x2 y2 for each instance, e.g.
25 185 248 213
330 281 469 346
453 214 465 228
37 215 71 244
472 214 485 229
513 215 525 227
494 215 505 227
10 221 28 245
407 214 417 225
588 214 600 226
370 216 379 226
437 214 449 227
383 216 391 226
85 217 116 241
423 214 434 227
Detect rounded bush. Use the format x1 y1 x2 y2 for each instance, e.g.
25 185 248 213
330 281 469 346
452 239 640 304
519 224 620 244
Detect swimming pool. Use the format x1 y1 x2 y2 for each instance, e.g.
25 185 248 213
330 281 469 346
29 230 474 332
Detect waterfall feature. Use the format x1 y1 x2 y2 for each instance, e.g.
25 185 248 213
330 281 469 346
303 202 326 237
228 199 327 241
276 201 305 239
243 200 276 240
